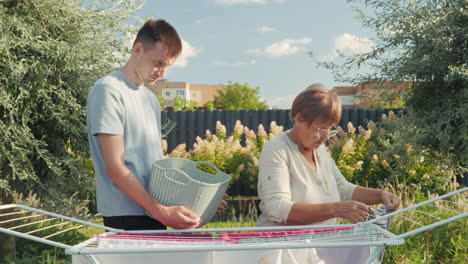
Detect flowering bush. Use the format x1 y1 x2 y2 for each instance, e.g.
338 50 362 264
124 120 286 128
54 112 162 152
164 120 284 191
166 112 464 195
328 111 463 194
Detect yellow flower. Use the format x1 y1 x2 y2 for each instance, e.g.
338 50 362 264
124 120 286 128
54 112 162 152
388 111 396 120
371 154 379 165
406 144 414 153
162 139 168 154
381 160 391 170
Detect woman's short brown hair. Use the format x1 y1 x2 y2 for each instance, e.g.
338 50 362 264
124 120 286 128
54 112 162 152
133 19 182 59
290 83 342 126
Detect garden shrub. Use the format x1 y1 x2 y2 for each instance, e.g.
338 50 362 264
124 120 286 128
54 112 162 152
328 111 464 195
165 120 284 191
167 113 464 196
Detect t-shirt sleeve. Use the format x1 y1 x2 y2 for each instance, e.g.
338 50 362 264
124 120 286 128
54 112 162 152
88 84 125 136
258 141 294 224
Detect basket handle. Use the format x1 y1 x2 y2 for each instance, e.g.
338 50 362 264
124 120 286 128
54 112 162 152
194 161 221 175
162 168 191 185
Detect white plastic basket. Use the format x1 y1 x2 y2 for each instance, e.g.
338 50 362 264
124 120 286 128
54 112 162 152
147 158 231 224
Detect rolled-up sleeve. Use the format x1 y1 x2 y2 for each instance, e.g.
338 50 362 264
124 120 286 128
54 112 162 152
258 142 294 224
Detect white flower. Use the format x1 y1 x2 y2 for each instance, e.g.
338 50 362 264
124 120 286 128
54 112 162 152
269 121 284 139
216 121 227 137
367 121 377 131
258 124 267 138
355 160 364 170
342 138 355 154
233 120 244 136
347 122 356 134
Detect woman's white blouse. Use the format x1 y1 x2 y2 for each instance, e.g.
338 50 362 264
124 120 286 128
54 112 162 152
257 131 357 226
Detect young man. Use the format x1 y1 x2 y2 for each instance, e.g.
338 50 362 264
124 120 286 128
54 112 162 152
87 19 211 230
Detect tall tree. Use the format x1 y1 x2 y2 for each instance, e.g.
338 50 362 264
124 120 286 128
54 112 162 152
0 0 142 259
212 82 269 110
316 0 467 161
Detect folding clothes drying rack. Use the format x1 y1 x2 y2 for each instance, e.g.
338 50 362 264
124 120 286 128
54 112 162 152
0 187 466 264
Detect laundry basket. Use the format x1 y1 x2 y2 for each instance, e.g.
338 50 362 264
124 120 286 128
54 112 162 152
147 158 231 224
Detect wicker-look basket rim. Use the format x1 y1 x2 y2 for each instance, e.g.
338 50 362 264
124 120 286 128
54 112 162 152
153 158 231 187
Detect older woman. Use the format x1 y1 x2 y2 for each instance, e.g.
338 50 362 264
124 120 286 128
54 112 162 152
257 84 400 263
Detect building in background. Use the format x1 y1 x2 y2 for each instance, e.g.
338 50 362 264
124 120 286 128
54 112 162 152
148 80 223 107
332 82 409 108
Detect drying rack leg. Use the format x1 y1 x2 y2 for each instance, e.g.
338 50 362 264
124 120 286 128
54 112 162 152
365 246 384 264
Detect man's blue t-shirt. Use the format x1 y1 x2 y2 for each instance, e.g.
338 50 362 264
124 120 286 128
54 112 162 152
87 71 163 216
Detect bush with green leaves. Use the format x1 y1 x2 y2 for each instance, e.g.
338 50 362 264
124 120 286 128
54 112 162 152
0 0 143 259
316 0 468 161
165 120 284 191
167 114 463 196
328 111 464 195
0 0 143 204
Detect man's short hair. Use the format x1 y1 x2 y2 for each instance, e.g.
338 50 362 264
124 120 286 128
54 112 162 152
133 19 182 58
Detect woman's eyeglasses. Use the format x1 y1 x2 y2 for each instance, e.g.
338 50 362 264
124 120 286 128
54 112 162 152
314 125 338 138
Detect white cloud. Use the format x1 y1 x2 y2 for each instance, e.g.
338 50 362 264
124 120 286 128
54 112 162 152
335 33 373 55
265 94 296 109
216 0 266 5
257 25 279 33
320 33 373 61
248 38 312 57
195 20 202 24
214 59 257 67
173 39 200 68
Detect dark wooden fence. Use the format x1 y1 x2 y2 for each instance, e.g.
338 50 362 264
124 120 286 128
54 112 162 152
161 108 404 152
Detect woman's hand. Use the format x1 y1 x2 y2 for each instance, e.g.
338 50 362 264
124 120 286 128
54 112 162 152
381 191 400 211
335 201 369 223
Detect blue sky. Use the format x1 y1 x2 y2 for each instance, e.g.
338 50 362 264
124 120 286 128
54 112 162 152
133 0 375 109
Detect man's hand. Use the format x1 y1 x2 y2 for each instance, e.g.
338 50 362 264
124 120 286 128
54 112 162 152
216 194 229 214
150 205 201 229
381 191 400 211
